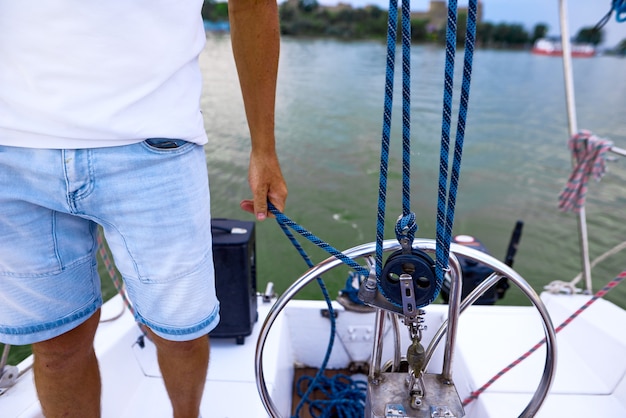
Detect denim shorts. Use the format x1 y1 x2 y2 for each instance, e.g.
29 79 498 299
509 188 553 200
0 140 220 344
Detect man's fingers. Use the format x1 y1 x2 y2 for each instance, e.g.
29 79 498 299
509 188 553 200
240 192 286 220
240 200 254 215
253 184 269 220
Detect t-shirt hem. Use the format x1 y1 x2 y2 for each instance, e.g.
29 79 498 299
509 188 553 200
0 132 208 149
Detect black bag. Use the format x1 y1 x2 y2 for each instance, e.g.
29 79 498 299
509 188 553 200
209 218 257 344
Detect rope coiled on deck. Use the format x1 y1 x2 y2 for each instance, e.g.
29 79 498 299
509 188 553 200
294 374 367 418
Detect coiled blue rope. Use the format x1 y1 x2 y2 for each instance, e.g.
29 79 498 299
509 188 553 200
294 374 368 418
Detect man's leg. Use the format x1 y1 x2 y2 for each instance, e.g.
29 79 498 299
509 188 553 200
32 310 102 418
83 142 216 417
148 330 209 418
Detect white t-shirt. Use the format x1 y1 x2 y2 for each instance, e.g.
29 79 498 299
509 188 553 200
0 0 208 148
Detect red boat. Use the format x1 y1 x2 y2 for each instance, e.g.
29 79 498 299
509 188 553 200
532 38 595 58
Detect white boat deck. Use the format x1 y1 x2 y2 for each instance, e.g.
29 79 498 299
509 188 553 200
457 294 626 417
2 292 626 417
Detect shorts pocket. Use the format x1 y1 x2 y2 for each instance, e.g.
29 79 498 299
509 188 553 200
143 138 190 151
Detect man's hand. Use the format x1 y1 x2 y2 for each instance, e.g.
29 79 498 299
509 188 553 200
239 149 287 220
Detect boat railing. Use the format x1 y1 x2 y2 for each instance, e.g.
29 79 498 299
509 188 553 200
254 239 558 418
609 145 626 157
0 344 18 396
558 0 626 294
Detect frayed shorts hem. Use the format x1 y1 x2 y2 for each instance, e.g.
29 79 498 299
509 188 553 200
0 299 102 345
137 303 221 342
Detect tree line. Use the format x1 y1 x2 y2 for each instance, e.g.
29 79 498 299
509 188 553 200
202 0 624 52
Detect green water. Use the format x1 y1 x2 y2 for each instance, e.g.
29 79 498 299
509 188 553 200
203 35 626 308
4 36 626 366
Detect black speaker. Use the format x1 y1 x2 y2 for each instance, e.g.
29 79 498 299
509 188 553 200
209 218 257 344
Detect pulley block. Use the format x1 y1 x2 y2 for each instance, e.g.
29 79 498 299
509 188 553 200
379 249 438 309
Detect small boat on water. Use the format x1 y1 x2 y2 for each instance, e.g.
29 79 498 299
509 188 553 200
1 1 625 417
531 38 596 58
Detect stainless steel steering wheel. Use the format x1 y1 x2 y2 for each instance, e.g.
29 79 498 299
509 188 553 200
255 238 557 418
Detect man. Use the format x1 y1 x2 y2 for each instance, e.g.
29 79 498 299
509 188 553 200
0 1 287 417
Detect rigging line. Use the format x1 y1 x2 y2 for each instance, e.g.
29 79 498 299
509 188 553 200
395 0 419 249
375 0 399 282
569 239 626 286
96 231 151 338
266 3 410 403
0 344 10 376
97 231 133 316
463 271 626 407
267 203 367 417
401 0 411 218
592 0 626 30
270 207 338 417
435 0 477 289
435 0 458 288
449 0 478 215
615 0 626 22
269 203 368 277
375 0 419 308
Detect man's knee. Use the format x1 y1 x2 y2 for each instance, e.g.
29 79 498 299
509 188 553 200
148 330 209 356
32 310 101 369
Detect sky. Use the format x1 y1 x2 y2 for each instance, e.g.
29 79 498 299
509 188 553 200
316 0 626 47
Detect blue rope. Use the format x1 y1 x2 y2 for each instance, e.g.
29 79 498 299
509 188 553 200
269 203 368 277
594 0 626 30
615 0 626 22
398 0 418 247
268 203 368 417
267 0 478 414
375 0 419 308
294 374 368 418
340 271 367 305
375 0 399 285
435 0 477 289
401 0 412 220
435 0 457 297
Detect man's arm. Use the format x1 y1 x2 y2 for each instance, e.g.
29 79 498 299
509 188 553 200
228 0 287 220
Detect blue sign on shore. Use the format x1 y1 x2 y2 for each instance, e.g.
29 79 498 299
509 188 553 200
204 20 230 33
